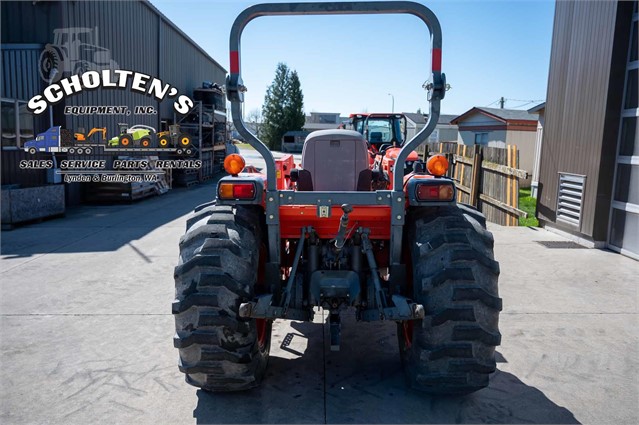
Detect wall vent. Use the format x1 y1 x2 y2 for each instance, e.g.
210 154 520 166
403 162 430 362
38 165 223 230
556 173 586 228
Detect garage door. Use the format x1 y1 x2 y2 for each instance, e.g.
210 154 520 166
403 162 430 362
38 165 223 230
609 4 639 260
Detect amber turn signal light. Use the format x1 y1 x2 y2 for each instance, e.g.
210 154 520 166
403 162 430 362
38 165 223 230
224 154 246 175
426 154 449 176
416 183 454 202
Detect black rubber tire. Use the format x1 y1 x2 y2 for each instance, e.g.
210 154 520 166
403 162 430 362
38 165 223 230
140 136 152 148
179 133 191 147
158 136 170 148
398 204 502 394
120 134 133 147
173 204 271 392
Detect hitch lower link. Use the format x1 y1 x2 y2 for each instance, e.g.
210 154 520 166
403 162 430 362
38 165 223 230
238 205 425 324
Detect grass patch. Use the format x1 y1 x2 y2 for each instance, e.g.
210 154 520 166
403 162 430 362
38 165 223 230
235 143 256 150
519 188 539 227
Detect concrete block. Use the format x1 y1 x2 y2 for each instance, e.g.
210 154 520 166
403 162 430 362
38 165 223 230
1 185 65 225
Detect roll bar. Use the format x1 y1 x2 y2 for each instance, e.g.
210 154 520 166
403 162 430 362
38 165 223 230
226 1 446 191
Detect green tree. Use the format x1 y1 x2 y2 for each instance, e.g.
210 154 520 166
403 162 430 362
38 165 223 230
261 63 305 149
284 70 305 132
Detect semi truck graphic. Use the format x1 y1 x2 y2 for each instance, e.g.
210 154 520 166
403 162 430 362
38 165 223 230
39 27 119 82
23 126 193 155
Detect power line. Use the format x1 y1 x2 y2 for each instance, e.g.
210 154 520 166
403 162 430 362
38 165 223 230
506 98 545 103
510 101 536 109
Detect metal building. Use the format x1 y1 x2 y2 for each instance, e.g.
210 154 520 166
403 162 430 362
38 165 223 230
537 0 638 259
1 0 226 203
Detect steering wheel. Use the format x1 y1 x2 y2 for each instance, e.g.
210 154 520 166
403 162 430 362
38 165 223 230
378 143 391 156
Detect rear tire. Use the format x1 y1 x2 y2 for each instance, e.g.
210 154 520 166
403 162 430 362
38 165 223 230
173 205 271 391
399 204 502 394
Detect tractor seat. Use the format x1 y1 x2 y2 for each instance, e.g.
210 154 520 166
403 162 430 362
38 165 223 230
369 131 383 144
299 130 372 191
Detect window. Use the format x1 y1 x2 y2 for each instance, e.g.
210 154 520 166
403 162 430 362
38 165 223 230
318 114 338 124
474 132 488 145
366 119 393 143
1 99 35 149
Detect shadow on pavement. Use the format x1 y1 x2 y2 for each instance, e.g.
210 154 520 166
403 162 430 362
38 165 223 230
1 180 220 258
192 319 580 424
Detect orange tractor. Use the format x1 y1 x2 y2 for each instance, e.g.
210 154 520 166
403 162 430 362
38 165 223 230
349 113 421 189
173 1 501 395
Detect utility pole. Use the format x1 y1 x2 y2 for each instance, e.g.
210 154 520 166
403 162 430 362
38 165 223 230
499 97 505 109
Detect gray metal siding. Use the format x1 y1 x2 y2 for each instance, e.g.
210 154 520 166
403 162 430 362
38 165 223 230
1 45 43 101
158 21 227 120
0 1 62 45
1 0 226 139
537 0 621 238
59 0 160 137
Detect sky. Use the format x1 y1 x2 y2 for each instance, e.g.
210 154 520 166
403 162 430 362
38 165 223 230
151 0 555 117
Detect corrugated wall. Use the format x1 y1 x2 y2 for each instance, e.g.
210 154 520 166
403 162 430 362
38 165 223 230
1 0 227 193
57 0 159 137
537 0 618 238
1 0 226 137
158 21 227 119
1 45 43 101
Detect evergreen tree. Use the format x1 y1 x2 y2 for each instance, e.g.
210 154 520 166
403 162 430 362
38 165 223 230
262 63 290 149
285 70 305 132
261 63 305 149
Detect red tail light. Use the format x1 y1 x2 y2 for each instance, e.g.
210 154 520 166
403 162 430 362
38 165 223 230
218 182 256 200
416 183 454 201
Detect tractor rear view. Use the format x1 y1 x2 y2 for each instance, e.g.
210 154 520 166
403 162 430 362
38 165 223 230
173 1 501 395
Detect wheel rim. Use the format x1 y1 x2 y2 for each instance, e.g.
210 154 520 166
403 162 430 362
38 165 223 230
142 140 149 147
122 138 129 146
181 137 189 146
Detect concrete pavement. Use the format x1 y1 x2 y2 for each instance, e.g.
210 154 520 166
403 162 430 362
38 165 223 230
1 178 637 424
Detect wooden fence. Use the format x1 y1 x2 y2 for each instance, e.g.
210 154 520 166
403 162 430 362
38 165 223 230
417 142 528 226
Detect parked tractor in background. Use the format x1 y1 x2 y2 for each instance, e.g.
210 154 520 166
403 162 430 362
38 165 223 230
173 1 501 395
350 113 421 189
